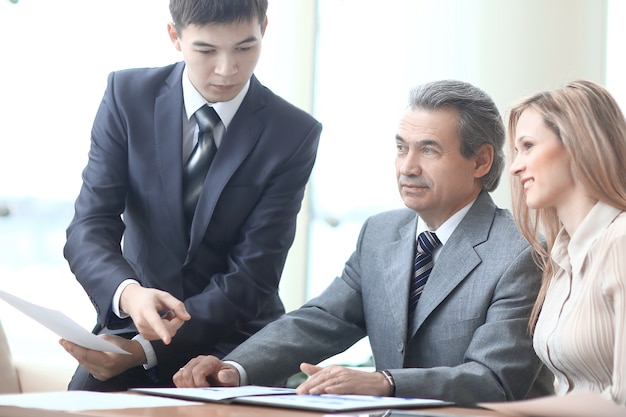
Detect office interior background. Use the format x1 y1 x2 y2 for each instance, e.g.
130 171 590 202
1 0 624 370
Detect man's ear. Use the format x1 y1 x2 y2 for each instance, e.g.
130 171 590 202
167 22 182 50
473 143 494 179
261 16 268 36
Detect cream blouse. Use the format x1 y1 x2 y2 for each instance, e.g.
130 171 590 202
533 201 626 406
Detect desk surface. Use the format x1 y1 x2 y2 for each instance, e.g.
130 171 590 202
0 403 501 417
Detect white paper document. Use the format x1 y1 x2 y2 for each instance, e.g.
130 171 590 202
0 391 200 411
479 391 625 417
237 393 452 412
131 385 296 401
131 386 452 412
0 289 129 354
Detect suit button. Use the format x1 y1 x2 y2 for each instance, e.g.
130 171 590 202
397 342 404 352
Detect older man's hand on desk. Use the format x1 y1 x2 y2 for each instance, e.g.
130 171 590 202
59 335 146 381
296 363 392 396
173 355 241 388
172 356 393 397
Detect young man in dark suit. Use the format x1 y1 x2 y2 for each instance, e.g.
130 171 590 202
61 0 322 391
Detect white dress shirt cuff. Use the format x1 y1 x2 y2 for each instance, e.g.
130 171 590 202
112 279 140 318
224 360 248 386
132 334 158 369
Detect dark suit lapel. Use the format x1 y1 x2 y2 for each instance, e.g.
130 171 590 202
410 191 496 336
187 76 266 258
154 62 188 261
382 216 418 345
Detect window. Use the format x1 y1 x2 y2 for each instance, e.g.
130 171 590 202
0 0 177 364
308 0 620 366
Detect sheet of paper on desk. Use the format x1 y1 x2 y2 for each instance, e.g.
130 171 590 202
131 385 296 402
479 391 625 417
236 394 452 412
0 289 129 354
131 386 452 412
0 391 201 411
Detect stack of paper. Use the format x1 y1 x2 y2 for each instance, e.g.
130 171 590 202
131 386 453 412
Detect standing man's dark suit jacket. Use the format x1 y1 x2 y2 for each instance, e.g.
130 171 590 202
224 191 555 404
64 62 322 382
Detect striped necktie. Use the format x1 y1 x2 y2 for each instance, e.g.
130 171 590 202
408 231 441 313
182 105 221 226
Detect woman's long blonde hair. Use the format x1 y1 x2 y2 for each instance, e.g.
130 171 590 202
507 79 626 330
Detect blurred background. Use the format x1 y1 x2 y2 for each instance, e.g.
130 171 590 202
0 0 623 371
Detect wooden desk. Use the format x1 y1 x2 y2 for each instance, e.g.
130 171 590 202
0 402 502 417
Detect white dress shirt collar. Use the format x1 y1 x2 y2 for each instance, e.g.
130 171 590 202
416 198 477 261
181 65 250 129
552 200 622 277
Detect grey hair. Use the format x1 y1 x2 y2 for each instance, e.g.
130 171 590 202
408 80 505 192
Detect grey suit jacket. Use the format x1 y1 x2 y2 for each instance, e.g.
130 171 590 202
225 191 554 404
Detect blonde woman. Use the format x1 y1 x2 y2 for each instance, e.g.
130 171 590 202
508 79 626 406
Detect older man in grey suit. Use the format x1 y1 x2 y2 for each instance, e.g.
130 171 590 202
173 80 555 405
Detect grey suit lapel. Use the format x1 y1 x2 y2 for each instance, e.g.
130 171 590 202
186 76 266 259
410 191 496 336
382 215 418 344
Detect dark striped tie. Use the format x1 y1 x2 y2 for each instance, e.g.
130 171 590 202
408 231 441 313
183 105 221 226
